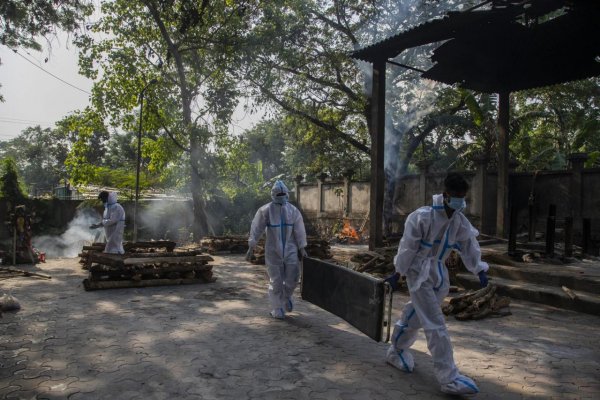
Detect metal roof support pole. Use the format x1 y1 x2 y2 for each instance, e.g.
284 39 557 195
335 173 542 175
496 91 510 238
369 60 386 250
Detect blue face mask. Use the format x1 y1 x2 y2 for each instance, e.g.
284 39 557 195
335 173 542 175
446 197 466 211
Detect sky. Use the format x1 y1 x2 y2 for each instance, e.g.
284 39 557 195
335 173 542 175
0 34 263 142
0 37 93 141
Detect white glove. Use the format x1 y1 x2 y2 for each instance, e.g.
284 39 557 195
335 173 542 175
245 247 254 262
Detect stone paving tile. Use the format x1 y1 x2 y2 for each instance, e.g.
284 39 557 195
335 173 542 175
1 255 600 400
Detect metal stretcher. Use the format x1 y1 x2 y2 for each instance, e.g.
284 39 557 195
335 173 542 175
301 257 393 342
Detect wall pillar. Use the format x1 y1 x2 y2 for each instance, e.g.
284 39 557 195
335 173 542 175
294 174 304 206
317 172 328 216
343 169 354 217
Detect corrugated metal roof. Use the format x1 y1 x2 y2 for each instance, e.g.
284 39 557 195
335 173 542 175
351 0 600 93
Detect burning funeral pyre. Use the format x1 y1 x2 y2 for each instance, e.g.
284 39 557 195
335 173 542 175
79 240 214 290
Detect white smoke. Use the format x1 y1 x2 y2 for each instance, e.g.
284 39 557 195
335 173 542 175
138 199 194 243
33 209 102 258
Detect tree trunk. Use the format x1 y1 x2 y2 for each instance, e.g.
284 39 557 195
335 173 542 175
189 129 211 239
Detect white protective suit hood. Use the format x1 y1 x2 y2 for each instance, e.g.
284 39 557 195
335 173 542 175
106 191 118 205
271 180 290 204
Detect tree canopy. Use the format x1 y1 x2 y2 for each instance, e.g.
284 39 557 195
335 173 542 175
0 0 93 51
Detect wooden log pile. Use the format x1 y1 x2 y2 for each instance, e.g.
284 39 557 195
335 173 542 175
79 242 105 268
79 240 177 268
348 246 397 277
199 235 250 254
442 284 511 320
250 236 332 264
124 240 176 253
81 242 215 291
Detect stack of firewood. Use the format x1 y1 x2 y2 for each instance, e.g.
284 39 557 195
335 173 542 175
348 246 397 277
82 249 214 291
250 236 332 264
124 240 176 253
200 235 250 254
79 240 177 268
306 237 332 259
79 242 105 268
443 284 511 320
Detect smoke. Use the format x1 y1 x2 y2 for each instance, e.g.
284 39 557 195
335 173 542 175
355 0 477 170
138 199 195 243
33 208 102 258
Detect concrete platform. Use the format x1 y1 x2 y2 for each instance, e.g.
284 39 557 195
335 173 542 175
455 244 600 316
1 255 599 399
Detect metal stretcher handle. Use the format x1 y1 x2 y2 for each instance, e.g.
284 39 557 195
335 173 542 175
383 282 394 343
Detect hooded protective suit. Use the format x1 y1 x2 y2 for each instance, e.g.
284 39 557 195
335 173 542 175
248 181 307 318
101 192 125 254
387 193 488 395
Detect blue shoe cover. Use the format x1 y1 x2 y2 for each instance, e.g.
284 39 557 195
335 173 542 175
385 346 414 372
441 374 479 395
270 308 285 319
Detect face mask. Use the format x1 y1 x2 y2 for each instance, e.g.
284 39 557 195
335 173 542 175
273 194 288 205
446 197 466 211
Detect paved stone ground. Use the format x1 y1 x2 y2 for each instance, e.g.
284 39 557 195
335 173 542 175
1 255 599 400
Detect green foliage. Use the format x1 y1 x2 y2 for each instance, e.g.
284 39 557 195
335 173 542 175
0 157 27 204
0 125 71 193
511 78 600 170
0 0 93 51
60 109 109 185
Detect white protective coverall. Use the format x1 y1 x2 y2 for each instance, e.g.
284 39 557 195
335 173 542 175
248 181 307 317
101 192 125 254
388 193 488 394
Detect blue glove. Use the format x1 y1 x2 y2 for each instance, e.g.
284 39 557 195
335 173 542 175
384 272 400 291
478 270 488 288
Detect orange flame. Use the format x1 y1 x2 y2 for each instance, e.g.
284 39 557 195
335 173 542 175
339 218 361 243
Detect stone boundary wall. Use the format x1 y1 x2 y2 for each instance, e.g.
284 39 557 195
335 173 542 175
295 153 600 246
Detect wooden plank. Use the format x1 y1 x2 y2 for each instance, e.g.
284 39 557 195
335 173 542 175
123 255 213 265
89 253 125 267
89 264 212 274
126 251 206 257
83 277 216 291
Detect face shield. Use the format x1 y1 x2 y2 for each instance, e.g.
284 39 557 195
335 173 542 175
271 180 290 204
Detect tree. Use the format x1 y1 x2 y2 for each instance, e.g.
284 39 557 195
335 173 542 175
75 0 255 238
0 157 27 205
0 125 73 194
59 109 109 185
0 0 93 51
240 0 485 230
511 78 600 170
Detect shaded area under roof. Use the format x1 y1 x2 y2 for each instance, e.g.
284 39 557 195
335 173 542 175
351 0 600 93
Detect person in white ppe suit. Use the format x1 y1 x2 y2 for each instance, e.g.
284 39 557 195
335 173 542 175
384 172 489 395
90 191 125 254
246 180 308 319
